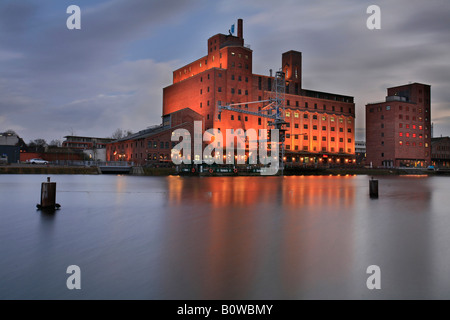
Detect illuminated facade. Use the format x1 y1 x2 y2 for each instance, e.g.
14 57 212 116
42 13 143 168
106 108 203 165
163 19 356 165
365 83 432 168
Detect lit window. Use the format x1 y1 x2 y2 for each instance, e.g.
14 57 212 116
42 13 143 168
286 112 290 117
399 132 403 137
294 112 299 118
399 141 403 146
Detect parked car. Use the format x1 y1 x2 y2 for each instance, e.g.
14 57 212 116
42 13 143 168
26 158 49 165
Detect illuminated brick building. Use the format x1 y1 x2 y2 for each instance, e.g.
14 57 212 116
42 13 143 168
163 19 356 165
106 108 203 165
365 83 431 168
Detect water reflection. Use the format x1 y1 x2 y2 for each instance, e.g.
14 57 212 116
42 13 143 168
1 174 449 299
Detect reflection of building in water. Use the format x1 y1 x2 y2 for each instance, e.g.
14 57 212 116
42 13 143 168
167 176 356 208
164 176 357 298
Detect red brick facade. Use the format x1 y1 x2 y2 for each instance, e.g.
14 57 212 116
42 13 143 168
163 20 355 165
106 108 203 166
366 83 431 167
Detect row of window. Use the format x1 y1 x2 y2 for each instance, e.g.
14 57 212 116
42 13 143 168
399 132 425 138
399 124 424 129
285 135 352 142
398 141 429 147
286 145 352 153
147 141 176 149
230 75 249 82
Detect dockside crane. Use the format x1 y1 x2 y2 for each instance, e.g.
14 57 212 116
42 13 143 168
217 70 288 174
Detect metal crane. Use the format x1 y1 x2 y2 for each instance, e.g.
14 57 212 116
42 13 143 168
217 70 288 174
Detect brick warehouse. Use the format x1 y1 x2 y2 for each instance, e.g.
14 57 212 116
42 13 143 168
107 19 356 166
106 108 203 165
365 83 432 168
163 19 356 165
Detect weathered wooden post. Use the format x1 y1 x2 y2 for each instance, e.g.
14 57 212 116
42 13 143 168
37 177 60 211
369 177 379 198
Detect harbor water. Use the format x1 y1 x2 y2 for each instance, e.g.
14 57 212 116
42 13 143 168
1 174 450 299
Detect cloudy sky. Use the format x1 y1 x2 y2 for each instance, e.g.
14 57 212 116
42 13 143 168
1 0 449 143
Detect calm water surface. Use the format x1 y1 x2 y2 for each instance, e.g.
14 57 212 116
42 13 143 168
1 174 450 299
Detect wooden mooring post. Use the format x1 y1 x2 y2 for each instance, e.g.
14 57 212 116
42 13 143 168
37 177 60 211
369 177 379 198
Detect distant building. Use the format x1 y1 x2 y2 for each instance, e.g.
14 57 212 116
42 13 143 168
431 137 450 168
63 136 115 161
106 108 204 166
366 83 431 168
355 141 366 165
0 132 26 163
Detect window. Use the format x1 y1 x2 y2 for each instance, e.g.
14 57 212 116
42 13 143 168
331 127 335 132
313 125 317 130
399 132 403 137
304 135 308 140
348 139 352 143
399 123 403 128
339 128 344 132
322 126 326 131
295 135 299 139
386 106 391 111
245 116 248 121
231 88 235 94
231 115 234 120
218 87 222 92
231 75 235 80
322 137 326 141
399 141 403 146
238 76 242 81
294 124 299 128
313 115 318 120
286 112 291 117
313 136 317 141
304 114 308 119
304 124 308 129
339 138 344 142
294 112 299 118
348 128 352 133
331 137 335 142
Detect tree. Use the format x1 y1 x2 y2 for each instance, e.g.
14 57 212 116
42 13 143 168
28 139 48 152
111 129 133 140
49 139 62 147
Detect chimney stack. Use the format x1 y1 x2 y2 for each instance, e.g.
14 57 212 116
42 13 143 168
238 19 243 39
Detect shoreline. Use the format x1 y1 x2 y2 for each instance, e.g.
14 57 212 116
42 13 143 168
1 165 448 176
